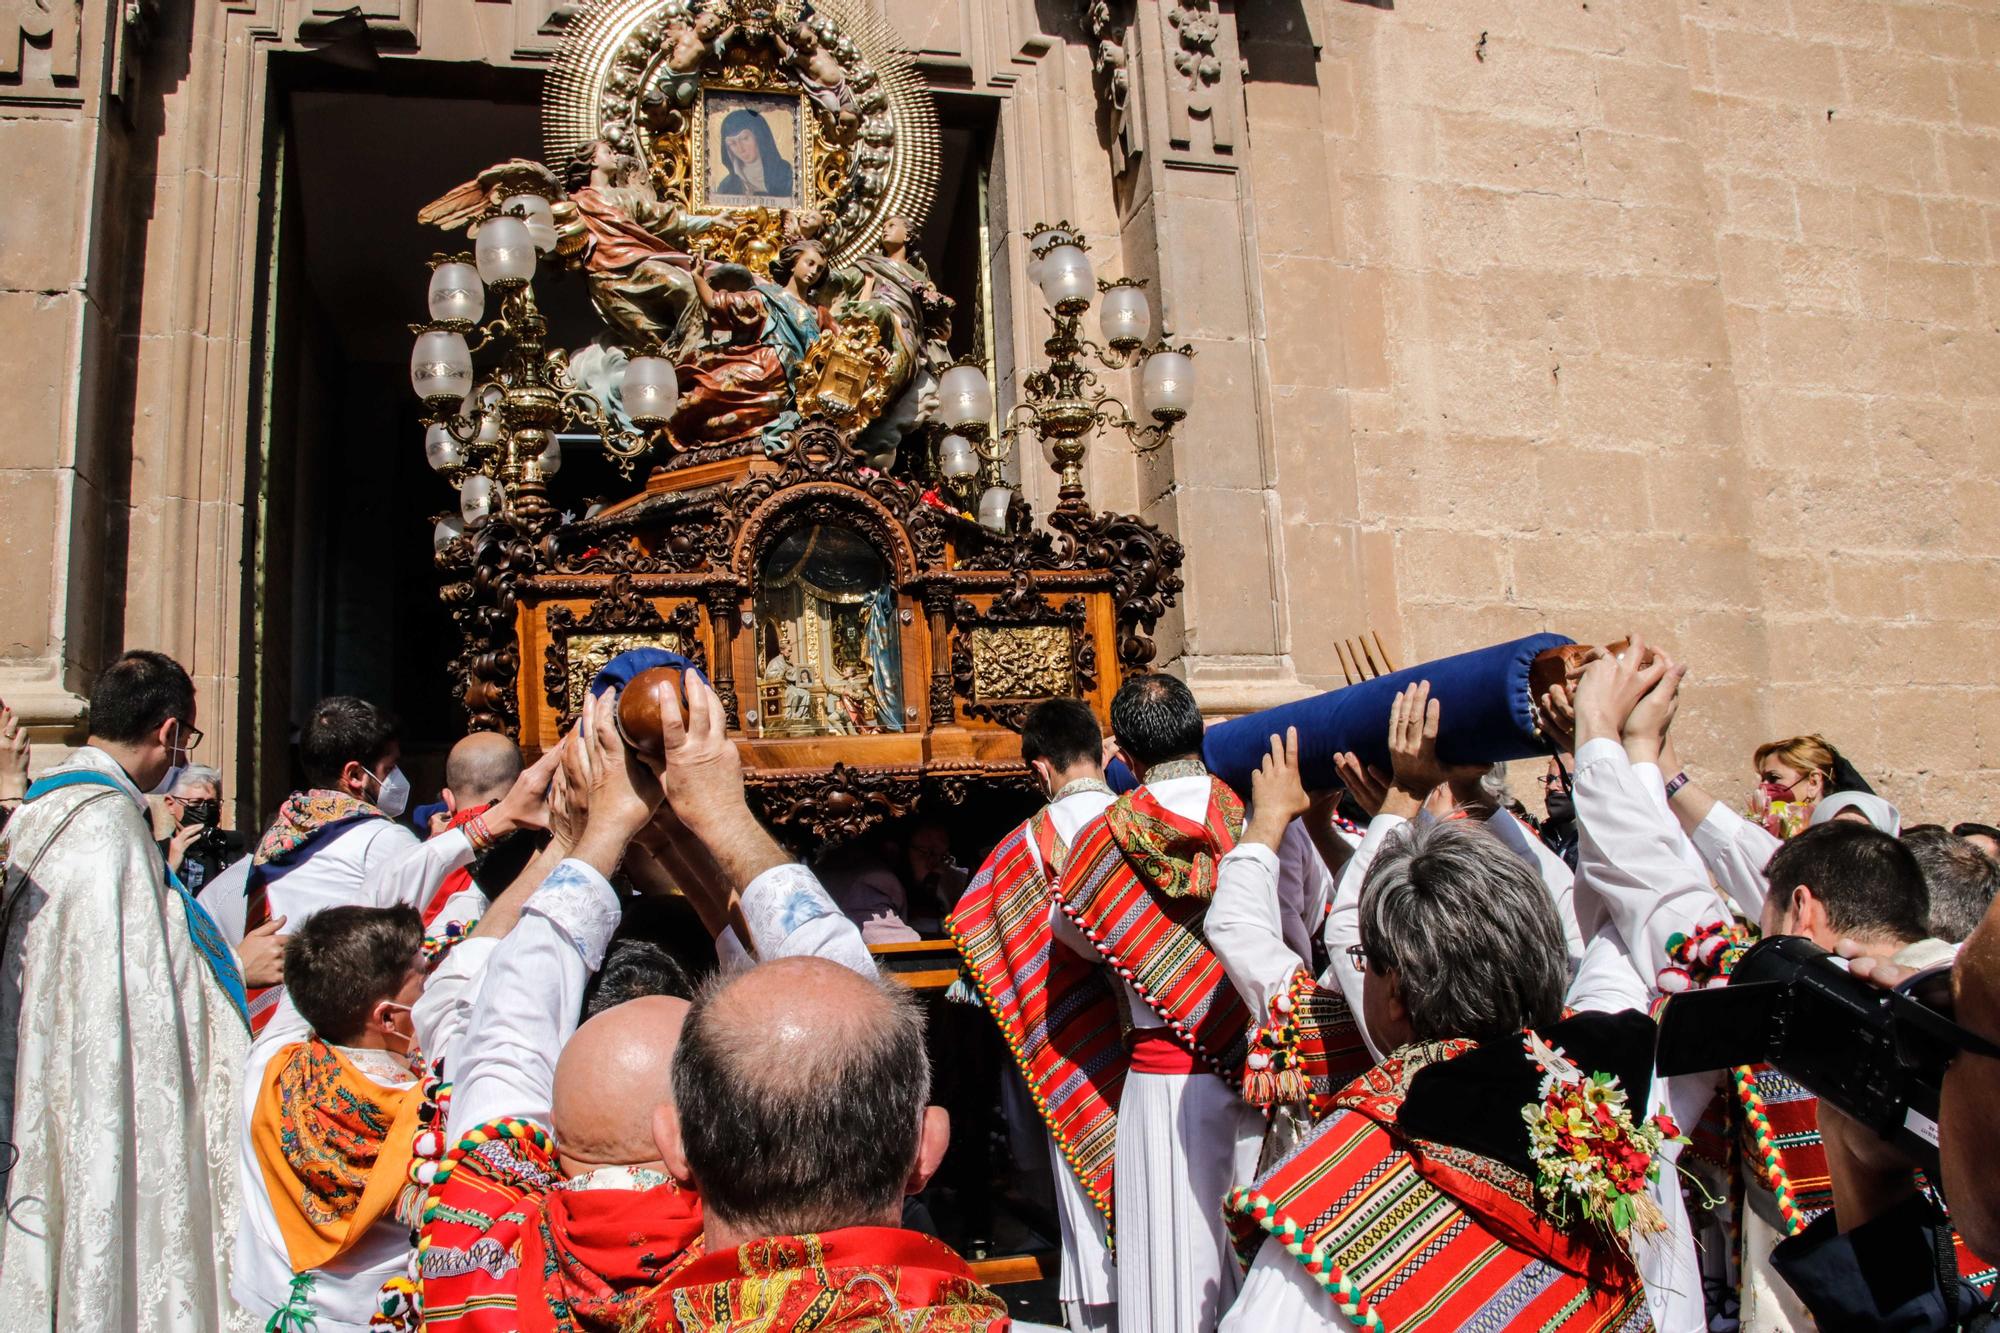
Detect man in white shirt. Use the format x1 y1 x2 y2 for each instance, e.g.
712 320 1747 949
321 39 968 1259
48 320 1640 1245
1050 675 1262 1333
203 698 544 1044
950 698 1120 1333
233 905 428 1332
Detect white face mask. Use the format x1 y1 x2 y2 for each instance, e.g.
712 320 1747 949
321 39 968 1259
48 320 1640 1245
149 722 194 797
368 765 411 818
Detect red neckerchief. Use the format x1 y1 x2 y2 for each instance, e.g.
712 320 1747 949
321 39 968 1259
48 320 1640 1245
423 801 493 926
634 1227 1007 1331
518 1180 704 1333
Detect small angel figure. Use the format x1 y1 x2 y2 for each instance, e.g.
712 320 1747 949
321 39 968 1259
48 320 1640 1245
775 22 859 142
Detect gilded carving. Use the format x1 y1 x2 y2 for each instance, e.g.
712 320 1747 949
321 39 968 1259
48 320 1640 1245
967 625 1076 701
795 316 893 433
541 574 706 725
950 586 1098 731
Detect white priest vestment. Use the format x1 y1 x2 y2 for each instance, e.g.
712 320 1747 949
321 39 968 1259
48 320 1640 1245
0 746 251 1332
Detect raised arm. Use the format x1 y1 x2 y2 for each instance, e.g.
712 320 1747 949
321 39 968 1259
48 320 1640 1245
447 693 657 1139
650 671 873 976
373 747 559 919
1209 729 1317 1018
1569 643 1730 997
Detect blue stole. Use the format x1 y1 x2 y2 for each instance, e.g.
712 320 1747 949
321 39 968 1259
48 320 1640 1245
23 770 251 1031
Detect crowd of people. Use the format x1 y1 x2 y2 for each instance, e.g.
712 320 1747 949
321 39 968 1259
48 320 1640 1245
0 639 1996 1332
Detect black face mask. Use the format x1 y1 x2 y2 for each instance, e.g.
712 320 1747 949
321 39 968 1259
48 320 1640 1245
180 799 221 828
1543 789 1574 824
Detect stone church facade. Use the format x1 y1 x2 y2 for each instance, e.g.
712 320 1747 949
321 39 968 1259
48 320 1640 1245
5 0 1997 818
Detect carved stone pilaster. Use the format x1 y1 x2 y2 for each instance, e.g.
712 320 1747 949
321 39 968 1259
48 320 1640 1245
1160 0 1240 162
1086 0 1143 175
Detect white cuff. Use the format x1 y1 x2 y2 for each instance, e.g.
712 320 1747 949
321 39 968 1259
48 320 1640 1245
1364 810 1410 840
739 862 844 955
1574 736 1627 770
1219 842 1281 873
525 860 622 971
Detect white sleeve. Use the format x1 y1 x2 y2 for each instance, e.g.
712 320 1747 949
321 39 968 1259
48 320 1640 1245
1207 844 1310 1019
1688 801 1778 922
199 855 252 947
1324 811 1410 1062
1571 738 1728 1005
414 935 499 1075
447 859 621 1139
729 862 876 977
1564 923 1653 1016
428 886 488 937
1492 810 1585 975
366 827 471 910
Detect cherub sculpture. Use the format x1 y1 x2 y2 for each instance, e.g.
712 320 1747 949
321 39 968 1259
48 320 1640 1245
774 21 859 143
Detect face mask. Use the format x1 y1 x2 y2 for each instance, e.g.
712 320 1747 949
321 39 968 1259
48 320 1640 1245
368 765 412 819
149 722 194 797
181 798 220 828
1543 789 1574 823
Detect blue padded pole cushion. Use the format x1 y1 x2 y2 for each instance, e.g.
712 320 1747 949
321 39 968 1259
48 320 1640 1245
587 647 707 699
1198 633 1574 797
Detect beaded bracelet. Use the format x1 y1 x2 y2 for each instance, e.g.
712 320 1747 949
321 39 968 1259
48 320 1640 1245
464 812 495 852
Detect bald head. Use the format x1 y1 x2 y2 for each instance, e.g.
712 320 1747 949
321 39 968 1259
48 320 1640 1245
671 957 929 1237
551 995 688 1174
445 732 522 808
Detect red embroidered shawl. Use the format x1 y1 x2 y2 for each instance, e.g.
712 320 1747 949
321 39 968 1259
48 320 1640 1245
633 1227 1008 1331
1228 1043 1651 1333
416 1119 703 1333
1050 778 1250 1077
949 810 1126 1237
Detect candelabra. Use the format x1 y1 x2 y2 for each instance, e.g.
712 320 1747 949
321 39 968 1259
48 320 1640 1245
408 194 681 545
929 222 1195 523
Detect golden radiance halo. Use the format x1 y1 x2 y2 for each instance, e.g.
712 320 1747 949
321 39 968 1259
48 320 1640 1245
543 0 938 266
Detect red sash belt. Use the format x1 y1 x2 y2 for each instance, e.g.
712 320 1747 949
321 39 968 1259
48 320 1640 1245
1127 1029 1200 1076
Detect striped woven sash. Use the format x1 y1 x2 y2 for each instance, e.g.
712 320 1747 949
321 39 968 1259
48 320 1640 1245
949 812 1126 1236
1050 779 1250 1078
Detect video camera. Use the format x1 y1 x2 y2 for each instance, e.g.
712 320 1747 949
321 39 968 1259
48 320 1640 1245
1655 935 1984 1177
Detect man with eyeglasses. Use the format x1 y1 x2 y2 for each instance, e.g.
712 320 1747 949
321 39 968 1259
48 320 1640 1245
0 650 268 1330
1772 911 2000 1329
